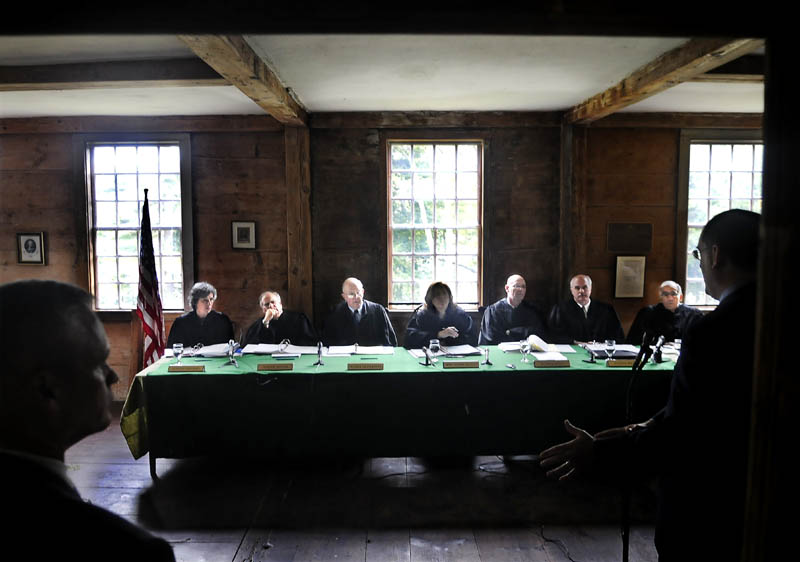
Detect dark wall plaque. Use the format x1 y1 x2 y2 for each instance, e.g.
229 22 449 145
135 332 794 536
607 222 653 254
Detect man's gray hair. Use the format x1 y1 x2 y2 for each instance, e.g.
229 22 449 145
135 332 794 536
660 280 682 295
569 274 592 287
189 281 217 309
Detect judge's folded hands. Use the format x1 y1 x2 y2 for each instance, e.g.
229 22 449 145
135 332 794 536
538 419 596 481
437 326 460 339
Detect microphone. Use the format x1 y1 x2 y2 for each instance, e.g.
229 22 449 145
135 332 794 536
421 346 435 366
651 335 666 363
632 331 656 371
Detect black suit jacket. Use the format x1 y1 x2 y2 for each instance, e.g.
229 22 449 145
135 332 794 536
547 298 624 344
478 298 549 345
166 309 234 347
1 451 175 561
241 309 318 347
626 302 704 345
594 283 757 561
323 299 398 347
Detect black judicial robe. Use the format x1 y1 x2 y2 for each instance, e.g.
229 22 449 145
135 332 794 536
166 309 234 348
547 298 624 344
1 451 175 561
478 298 549 345
403 304 476 348
241 309 318 347
626 302 704 345
594 283 756 561
323 299 397 347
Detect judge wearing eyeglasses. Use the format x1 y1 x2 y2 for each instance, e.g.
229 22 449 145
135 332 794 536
625 280 704 345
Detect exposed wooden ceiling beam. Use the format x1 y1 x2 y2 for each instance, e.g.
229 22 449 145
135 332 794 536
0 58 226 91
690 53 764 83
178 34 307 126
565 38 764 124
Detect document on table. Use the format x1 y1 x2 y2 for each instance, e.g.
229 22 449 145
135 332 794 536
441 344 482 356
193 343 234 357
498 341 576 353
242 343 320 355
326 345 395 355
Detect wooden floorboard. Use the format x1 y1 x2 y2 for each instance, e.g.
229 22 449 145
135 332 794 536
60 405 658 562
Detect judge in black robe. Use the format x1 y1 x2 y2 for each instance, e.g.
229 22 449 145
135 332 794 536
404 281 476 348
478 274 549 345
166 281 234 347
241 290 317 347
626 281 703 345
547 274 624 344
323 277 397 347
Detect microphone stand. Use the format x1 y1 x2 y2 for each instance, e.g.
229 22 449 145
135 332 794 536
621 331 656 562
313 341 324 366
420 346 435 366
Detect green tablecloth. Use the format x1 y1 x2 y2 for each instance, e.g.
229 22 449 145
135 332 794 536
121 346 674 461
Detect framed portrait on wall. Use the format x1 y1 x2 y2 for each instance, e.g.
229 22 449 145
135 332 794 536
231 221 256 249
615 256 646 298
17 232 45 265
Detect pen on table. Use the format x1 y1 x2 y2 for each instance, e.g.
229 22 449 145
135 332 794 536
360 356 378 360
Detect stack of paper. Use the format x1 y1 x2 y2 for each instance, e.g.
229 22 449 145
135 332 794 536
242 343 319 355
325 345 395 355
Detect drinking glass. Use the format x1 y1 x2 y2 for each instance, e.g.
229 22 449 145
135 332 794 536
173 343 184 365
520 340 532 363
605 339 616 361
429 339 441 354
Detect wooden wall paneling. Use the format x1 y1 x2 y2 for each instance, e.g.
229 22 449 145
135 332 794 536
0 115 283 135
285 126 313 320
742 36 798 562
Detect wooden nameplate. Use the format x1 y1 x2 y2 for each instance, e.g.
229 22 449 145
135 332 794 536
258 363 294 371
443 360 480 369
607 359 635 367
347 362 384 370
168 364 205 372
534 359 570 368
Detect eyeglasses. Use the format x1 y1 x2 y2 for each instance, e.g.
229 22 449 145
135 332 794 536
660 291 679 297
691 248 702 262
198 296 215 305
345 292 363 298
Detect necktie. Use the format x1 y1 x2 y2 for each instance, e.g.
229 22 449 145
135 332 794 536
353 309 361 325
582 306 588 318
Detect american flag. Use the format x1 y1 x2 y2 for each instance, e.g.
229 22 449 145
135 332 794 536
136 189 166 366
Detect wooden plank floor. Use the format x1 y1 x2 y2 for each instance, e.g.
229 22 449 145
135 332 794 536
64 404 659 562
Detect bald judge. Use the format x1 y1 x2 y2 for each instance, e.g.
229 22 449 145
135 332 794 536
478 274 549 345
323 277 397 347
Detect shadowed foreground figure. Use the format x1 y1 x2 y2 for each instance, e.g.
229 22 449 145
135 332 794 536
539 210 760 561
0 280 175 561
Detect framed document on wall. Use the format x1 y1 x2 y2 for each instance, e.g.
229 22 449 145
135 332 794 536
17 232 45 265
231 221 256 249
615 256 645 298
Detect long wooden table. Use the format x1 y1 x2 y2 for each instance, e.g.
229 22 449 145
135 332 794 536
120 346 674 479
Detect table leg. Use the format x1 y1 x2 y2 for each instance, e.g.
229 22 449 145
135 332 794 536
149 453 159 482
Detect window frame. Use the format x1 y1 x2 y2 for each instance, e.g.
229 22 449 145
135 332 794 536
677 128 762 309
74 133 194 314
385 138 484 311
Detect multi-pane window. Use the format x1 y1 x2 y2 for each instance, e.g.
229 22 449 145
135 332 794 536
388 141 482 307
88 142 186 311
685 141 763 306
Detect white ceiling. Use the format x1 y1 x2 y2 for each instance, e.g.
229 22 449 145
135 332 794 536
0 34 764 118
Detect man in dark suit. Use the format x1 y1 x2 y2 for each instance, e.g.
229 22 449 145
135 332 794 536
323 277 397 347
478 274 548 345
241 290 317 347
539 209 760 561
548 274 624 343
0 280 175 561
